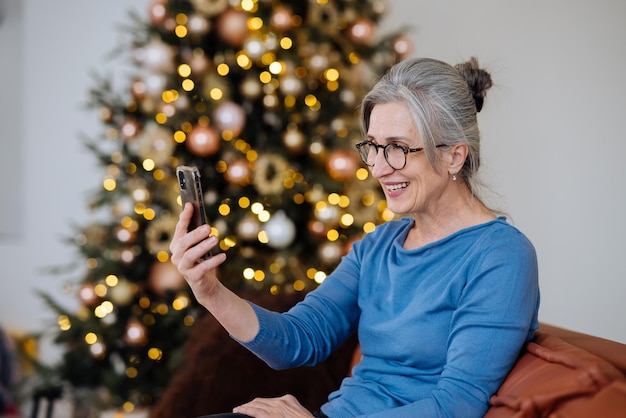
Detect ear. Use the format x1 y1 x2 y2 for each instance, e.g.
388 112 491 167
447 143 468 176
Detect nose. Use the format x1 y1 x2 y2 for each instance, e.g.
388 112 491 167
370 149 394 178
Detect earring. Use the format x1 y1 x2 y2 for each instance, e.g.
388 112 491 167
452 172 457 181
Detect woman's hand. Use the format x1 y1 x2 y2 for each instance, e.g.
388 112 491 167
233 395 315 418
169 203 226 305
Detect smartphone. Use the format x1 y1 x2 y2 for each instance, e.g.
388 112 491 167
176 165 212 257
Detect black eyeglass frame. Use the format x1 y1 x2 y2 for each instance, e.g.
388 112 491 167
355 141 447 170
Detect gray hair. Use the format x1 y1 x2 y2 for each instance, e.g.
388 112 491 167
360 57 493 197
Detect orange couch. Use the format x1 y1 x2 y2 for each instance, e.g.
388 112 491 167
151 291 626 418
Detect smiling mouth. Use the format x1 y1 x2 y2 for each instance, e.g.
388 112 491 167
386 182 409 192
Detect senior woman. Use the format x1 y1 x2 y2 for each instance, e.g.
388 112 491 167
169 56 540 418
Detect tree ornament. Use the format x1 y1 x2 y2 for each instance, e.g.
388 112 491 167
225 159 252 186
347 18 376 44
145 215 178 255
270 6 293 32
190 0 228 17
148 260 187 296
318 241 343 264
109 279 136 306
393 35 413 58
120 118 141 141
186 49 210 75
78 283 99 306
236 214 261 241
147 0 168 26
264 211 296 249
326 149 359 181
186 124 220 157
136 122 175 166
282 126 306 154
253 154 289 195
213 101 246 135
124 318 148 346
135 38 174 72
240 76 263 99
216 8 250 47
188 14 210 37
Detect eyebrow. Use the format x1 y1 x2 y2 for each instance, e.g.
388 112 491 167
366 134 414 143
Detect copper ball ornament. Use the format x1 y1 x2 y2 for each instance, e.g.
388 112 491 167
326 149 359 181
186 125 221 157
216 8 250 47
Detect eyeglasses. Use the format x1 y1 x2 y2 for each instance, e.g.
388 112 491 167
355 141 447 170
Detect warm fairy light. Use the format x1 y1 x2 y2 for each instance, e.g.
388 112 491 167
217 63 229 76
356 168 369 180
126 367 138 378
172 294 189 310
293 280 305 291
250 202 264 214
156 251 169 262
243 268 254 280
341 214 354 227
236 53 252 69
363 222 376 233
209 88 223 100
304 94 318 107
258 230 269 243
218 203 230 216
175 25 188 38
314 271 327 284
143 159 155 171
148 348 163 360
259 71 272 84
328 193 340 205
269 61 283 74
58 315 71 331
338 195 350 208
382 208 395 221
248 17 263 31
143 208 156 220
241 0 255 12
324 68 339 81
105 275 119 286
326 229 339 241
182 79 195 91
239 196 251 208
162 89 179 103
103 177 117 191
94 284 107 297
258 210 270 222
178 64 191 77
280 37 293 49
85 332 98 345
174 130 186 143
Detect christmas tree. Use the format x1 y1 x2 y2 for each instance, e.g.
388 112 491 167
40 0 410 413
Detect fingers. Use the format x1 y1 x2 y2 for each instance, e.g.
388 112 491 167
233 394 313 418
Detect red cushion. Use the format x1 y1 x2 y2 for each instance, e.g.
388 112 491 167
485 332 626 418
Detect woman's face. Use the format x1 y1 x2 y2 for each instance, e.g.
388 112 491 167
366 102 449 217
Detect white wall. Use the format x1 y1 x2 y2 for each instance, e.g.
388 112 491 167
0 0 624 370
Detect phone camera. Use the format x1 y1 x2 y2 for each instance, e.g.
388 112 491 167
178 171 187 189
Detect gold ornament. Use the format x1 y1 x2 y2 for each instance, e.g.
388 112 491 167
136 122 175 166
145 215 178 255
148 260 187 296
109 279 137 306
236 214 261 241
253 154 289 195
190 0 228 17
186 124 221 157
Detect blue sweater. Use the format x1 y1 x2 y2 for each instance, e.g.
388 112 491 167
241 217 540 417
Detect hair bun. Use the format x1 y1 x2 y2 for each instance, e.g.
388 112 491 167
455 57 492 112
